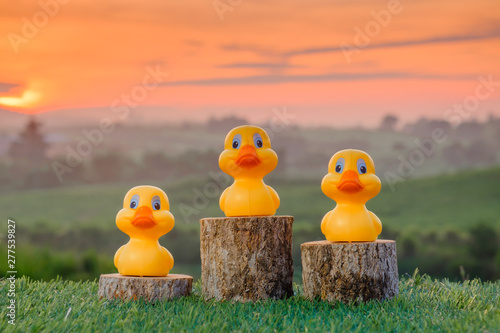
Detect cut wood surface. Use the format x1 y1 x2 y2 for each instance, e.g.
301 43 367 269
98 273 193 302
200 216 294 301
301 240 398 303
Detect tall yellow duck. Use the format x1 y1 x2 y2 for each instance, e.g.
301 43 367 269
114 185 175 276
219 125 280 216
321 149 382 242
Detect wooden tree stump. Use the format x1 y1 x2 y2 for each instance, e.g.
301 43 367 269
98 273 193 302
200 216 294 301
301 240 398 303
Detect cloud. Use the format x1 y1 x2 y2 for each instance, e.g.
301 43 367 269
285 31 500 57
0 82 18 92
160 72 475 86
215 62 299 69
217 30 500 62
219 44 282 59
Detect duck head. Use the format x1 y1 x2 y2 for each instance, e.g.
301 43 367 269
321 149 381 203
116 185 175 239
219 125 278 179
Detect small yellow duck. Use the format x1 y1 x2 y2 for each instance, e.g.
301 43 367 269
321 149 382 242
219 125 280 216
114 185 175 276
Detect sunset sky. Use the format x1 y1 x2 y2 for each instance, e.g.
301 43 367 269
1 0 500 126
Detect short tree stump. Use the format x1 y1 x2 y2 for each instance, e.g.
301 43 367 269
98 273 193 302
200 216 294 301
301 240 398 303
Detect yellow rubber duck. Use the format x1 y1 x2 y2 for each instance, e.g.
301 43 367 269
114 185 175 276
321 149 382 242
219 125 280 216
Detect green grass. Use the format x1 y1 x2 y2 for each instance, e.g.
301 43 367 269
0 274 499 332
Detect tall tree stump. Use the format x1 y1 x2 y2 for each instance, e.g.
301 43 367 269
98 273 193 302
301 240 398 303
200 216 294 301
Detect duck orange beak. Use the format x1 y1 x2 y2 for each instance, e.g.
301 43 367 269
235 144 261 168
131 206 157 229
337 170 364 194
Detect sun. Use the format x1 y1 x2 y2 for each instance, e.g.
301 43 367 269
0 89 42 108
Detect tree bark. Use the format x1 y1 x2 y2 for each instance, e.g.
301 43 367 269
301 240 398 303
200 216 294 301
98 273 193 302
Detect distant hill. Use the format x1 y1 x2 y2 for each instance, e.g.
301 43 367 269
0 106 188 131
0 106 251 131
0 109 28 132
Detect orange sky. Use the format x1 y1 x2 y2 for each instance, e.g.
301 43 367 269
1 0 500 126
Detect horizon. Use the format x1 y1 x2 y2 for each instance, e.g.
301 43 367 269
3 106 498 133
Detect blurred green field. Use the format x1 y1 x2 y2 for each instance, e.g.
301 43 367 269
1 166 499 281
2 165 499 233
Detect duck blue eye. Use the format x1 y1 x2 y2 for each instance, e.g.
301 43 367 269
130 194 139 209
335 158 345 173
152 196 161 211
357 159 367 174
232 134 242 149
253 133 263 148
